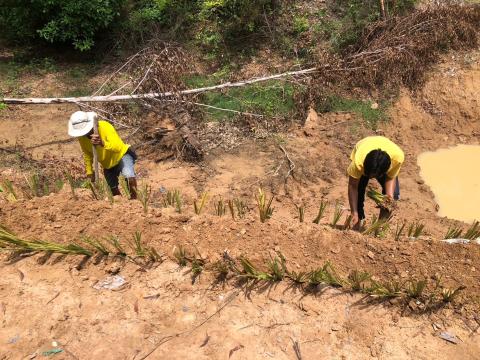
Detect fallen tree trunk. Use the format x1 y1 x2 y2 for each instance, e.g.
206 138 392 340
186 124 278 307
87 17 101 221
1 68 318 105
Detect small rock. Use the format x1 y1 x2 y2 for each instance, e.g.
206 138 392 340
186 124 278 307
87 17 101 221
416 178 425 185
331 324 341 331
106 265 121 275
53 224 62 229
367 251 375 260
240 229 246 235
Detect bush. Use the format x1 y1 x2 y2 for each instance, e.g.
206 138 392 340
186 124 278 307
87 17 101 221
329 0 418 50
0 0 125 51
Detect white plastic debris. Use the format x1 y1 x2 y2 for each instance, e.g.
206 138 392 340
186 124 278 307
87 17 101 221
439 332 458 344
93 275 126 290
441 239 470 244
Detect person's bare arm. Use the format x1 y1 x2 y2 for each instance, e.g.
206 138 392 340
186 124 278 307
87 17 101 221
384 177 396 198
348 176 360 229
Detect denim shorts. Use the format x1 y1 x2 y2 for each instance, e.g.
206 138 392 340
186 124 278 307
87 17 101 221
104 150 136 189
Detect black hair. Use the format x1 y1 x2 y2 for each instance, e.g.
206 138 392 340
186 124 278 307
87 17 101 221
364 149 391 178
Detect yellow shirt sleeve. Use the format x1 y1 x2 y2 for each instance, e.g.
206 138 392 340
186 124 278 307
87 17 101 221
78 137 94 175
347 161 363 179
347 148 363 179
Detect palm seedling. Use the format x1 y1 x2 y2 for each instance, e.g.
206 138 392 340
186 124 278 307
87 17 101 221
228 200 235 220
108 235 127 257
330 202 344 228
367 187 395 212
173 245 189 266
286 270 309 284
86 179 99 200
81 236 110 256
441 286 466 303
214 197 226 216
308 262 343 287
24 172 41 198
119 176 131 199
194 192 209 215
162 189 182 212
1 179 17 201
145 246 162 263
444 225 463 239
406 279 427 299
266 252 287 282
407 221 425 239
367 187 386 205
362 215 390 238
464 221 480 240
130 231 146 257
138 183 152 214
394 221 407 241
313 200 328 224
234 198 247 219
190 254 206 283
211 260 230 282
238 257 270 281
255 188 274 223
296 204 305 223
103 179 114 204
0 227 92 256
368 280 404 299
344 214 353 230
348 270 372 292
54 179 64 192
64 171 78 200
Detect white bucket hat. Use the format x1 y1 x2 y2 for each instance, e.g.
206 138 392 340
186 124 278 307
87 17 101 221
68 111 97 137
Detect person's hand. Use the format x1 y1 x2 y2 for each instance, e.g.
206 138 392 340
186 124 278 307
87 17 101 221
351 212 361 231
91 134 103 146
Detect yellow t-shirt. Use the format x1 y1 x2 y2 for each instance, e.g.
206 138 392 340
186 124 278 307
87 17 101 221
347 136 404 179
78 120 129 175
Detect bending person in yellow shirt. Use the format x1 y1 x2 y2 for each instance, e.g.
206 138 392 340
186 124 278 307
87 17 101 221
68 111 138 199
347 136 404 230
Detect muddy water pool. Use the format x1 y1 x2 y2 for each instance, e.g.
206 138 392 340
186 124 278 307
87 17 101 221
418 144 480 223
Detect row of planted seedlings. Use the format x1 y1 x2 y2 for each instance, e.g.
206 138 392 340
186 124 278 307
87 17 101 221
0 226 162 266
3 173 478 243
0 224 465 307
162 187 431 241
0 173 65 201
172 246 466 308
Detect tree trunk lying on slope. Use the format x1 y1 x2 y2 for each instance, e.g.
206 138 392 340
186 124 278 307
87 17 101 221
1 68 318 105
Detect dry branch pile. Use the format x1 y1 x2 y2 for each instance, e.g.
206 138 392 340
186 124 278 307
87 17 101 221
318 4 480 90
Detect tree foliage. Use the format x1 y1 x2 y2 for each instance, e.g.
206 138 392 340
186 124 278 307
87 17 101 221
0 0 125 51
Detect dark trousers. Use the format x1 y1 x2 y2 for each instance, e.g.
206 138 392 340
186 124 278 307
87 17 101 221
358 175 400 220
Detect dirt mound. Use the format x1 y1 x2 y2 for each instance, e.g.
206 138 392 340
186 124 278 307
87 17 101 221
1 255 479 359
1 190 479 308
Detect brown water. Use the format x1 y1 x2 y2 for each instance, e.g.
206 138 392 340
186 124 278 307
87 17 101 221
418 145 480 223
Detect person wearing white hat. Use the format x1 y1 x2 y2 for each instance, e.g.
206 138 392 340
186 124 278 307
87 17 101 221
68 111 138 199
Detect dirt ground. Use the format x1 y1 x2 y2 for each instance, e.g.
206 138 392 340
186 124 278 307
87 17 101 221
1 51 480 359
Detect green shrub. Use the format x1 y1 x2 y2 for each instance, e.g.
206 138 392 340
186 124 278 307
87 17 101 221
0 0 125 51
293 16 309 34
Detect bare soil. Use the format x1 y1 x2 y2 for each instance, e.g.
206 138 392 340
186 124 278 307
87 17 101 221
1 51 480 359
